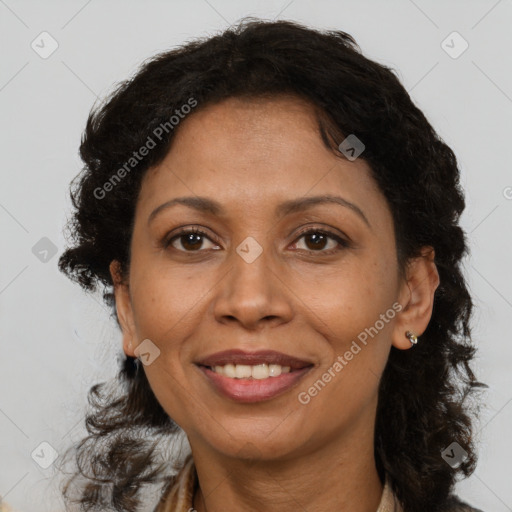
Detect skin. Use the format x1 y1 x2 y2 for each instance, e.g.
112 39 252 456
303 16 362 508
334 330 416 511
110 95 440 512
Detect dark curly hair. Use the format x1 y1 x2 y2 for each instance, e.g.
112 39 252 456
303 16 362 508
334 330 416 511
57 17 487 512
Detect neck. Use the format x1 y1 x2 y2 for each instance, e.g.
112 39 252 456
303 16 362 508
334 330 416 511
190 407 384 512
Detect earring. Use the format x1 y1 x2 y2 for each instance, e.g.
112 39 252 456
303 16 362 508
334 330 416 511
405 330 418 347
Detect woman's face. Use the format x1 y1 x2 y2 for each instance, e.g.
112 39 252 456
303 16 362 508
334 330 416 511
112 95 431 461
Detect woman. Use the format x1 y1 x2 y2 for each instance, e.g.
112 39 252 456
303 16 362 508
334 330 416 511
57 18 486 512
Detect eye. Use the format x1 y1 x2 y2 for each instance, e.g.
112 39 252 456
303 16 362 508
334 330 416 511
164 227 220 252
292 227 349 254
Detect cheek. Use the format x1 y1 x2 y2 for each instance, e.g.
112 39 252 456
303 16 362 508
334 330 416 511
129 267 207 427
297 253 397 344
295 262 395 428
130 264 211 340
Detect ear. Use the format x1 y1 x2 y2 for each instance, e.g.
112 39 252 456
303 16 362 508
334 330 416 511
391 246 440 350
109 260 137 358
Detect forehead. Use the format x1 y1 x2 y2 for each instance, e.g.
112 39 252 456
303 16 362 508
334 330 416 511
137 95 387 224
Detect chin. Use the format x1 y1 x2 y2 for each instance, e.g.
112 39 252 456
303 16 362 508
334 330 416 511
198 421 308 462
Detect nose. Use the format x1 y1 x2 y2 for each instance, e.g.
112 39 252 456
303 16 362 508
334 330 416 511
211 242 294 330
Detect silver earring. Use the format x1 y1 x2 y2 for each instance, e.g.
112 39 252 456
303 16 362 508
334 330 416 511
405 330 418 347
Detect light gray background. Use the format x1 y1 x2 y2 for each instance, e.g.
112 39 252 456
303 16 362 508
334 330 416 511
1 1 511 511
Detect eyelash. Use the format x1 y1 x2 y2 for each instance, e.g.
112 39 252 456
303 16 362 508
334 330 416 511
162 226 349 255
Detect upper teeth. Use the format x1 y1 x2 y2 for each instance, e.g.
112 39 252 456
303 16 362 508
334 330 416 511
212 364 291 379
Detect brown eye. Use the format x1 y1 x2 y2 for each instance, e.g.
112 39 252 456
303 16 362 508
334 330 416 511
293 228 349 254
165 228 220 252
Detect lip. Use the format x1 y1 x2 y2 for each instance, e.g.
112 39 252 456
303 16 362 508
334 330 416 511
195 349 313 370
195 349 314 403
198 365 313 403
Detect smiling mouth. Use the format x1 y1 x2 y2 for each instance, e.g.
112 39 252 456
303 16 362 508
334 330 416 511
195 349 314 403
200 363 296 379
195 348 313 371
197 364 313 403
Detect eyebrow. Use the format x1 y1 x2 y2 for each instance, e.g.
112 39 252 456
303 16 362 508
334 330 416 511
147 194 371 228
